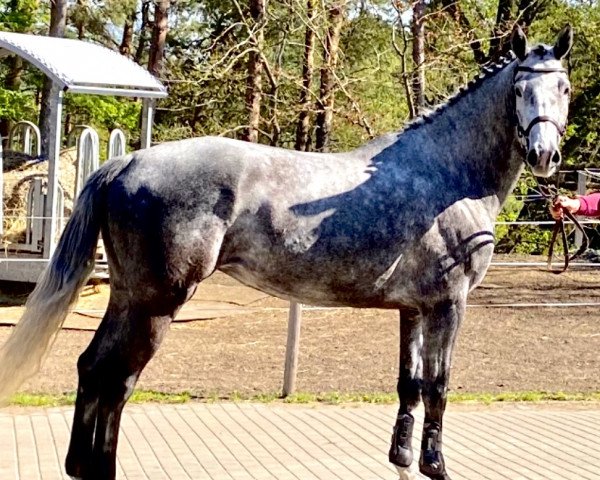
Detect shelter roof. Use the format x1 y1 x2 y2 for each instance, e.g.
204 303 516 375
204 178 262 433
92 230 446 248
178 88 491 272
0 31 167 98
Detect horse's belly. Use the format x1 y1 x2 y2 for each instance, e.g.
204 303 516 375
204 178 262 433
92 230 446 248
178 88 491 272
218 256 405 308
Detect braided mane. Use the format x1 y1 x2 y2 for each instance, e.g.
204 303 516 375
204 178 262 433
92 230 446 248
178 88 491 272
403 52 517 133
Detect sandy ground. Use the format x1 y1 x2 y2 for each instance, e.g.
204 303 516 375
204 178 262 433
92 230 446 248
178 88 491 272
1 261 599 397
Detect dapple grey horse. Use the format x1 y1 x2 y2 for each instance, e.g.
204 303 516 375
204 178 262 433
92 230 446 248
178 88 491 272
0 26 573 480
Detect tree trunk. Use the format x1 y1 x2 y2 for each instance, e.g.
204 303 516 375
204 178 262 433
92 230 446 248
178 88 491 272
134 1 152 65
441 0 486 65
294 0 316 151
39 0 68 159
411 0 426 115
315 1 344 153
242 0 266 144
517 0 546 31
74 0 85 39
0 56 24 138
120 9 137 57
489 0 515 60
148 0 170 77
269 35 286 147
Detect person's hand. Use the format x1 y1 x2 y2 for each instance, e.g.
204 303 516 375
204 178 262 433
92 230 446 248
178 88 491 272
550 195 580 220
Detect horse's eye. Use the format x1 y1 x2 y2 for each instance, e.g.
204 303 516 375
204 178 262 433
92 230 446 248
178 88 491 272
563 86 571 96
514 87 523 98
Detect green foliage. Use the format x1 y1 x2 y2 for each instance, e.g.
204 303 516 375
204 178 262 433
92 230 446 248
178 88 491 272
0 87 36 121
63 95 141 159
65 95 141 133
0 0 599 253
532 1 600 168
0 0 43 32
495 195 524 246
495 176 555 255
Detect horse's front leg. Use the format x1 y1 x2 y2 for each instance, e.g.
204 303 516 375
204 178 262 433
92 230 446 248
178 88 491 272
389 307 422 480
418 297 465 480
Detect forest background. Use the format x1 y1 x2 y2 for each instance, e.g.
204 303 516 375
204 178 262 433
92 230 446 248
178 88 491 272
1 0 599 253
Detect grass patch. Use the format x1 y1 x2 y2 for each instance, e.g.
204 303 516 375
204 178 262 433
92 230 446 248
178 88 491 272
129 390 191 404
448 391 600 404
8 390 600 407
9 390 191 407
9 392 76 407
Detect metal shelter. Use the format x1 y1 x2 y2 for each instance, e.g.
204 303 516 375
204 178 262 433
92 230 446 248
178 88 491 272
0 31 168 282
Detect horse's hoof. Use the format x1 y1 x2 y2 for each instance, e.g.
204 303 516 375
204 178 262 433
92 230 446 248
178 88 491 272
396 464 418 480
419 446 452 479
420 474 451 480
419 450 451 480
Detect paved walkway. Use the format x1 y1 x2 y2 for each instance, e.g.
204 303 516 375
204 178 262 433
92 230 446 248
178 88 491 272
1 402 599 479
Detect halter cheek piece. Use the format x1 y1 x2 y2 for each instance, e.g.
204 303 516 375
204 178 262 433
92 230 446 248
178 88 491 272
512 66 569 147
512 66 587 274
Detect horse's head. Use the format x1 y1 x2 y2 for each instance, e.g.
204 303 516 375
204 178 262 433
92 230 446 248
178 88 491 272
511 25 573 178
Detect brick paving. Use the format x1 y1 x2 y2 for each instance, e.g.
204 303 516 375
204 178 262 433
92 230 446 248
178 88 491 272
1 402 599 479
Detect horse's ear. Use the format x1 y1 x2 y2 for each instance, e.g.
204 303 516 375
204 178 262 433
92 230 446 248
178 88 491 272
554 24 573 60
511 25 528 61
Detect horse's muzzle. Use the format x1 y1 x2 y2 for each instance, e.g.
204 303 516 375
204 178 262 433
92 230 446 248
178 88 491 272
527 147 561 176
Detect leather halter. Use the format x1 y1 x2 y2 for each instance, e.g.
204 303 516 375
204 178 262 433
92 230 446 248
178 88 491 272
512 65 588 273
512 66 569 145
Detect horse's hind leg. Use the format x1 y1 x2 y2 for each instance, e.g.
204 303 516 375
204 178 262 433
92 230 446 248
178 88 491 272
389 307 422 480
65 287 190 480
418 297 465 480
65 301 118 479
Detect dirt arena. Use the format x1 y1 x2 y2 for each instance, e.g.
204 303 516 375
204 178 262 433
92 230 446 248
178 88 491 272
1 258 599 398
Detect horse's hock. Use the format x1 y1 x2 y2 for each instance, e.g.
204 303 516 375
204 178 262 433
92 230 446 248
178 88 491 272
2 148 77 247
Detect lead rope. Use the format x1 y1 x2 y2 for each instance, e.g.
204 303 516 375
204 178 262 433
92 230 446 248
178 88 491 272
530 179 589 274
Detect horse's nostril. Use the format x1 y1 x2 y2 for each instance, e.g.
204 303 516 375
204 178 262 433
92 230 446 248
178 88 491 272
526 150 538 167
551 151 561 164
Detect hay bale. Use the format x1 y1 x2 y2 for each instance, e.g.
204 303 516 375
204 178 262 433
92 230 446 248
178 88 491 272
2 148 77 246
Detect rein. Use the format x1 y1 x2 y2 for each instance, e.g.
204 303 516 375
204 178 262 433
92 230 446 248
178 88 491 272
512 65 587 273
530 179 589 274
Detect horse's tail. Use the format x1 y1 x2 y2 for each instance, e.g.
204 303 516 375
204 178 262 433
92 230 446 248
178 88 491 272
0 158 129 403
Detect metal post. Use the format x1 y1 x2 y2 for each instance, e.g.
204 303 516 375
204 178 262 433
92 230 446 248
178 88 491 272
43 87 63 259
140 98 155 149
576 170 586 247
282 301 302 397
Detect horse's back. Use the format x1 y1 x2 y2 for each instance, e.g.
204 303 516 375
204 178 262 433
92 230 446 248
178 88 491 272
99 137 370 291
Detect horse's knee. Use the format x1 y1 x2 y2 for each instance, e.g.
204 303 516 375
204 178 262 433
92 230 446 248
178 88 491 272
397 376 421 410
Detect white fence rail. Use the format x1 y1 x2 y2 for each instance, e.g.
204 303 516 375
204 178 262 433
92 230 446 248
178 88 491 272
108 129 126 159
74 127 100 199
7 121 41 157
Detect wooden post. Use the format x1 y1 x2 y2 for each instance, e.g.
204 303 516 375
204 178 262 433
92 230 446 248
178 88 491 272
282 301 302 397
43 87 63 259
576 170 586 247
0 135 3 237
140 98 155 149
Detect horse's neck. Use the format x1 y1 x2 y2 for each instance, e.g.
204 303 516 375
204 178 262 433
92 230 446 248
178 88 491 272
364 63 523 219
442 63 523 213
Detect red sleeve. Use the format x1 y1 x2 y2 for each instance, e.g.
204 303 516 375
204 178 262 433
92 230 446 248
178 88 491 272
576 192 600 216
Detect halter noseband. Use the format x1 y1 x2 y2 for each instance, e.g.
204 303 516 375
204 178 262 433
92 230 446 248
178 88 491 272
512 66 569 146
